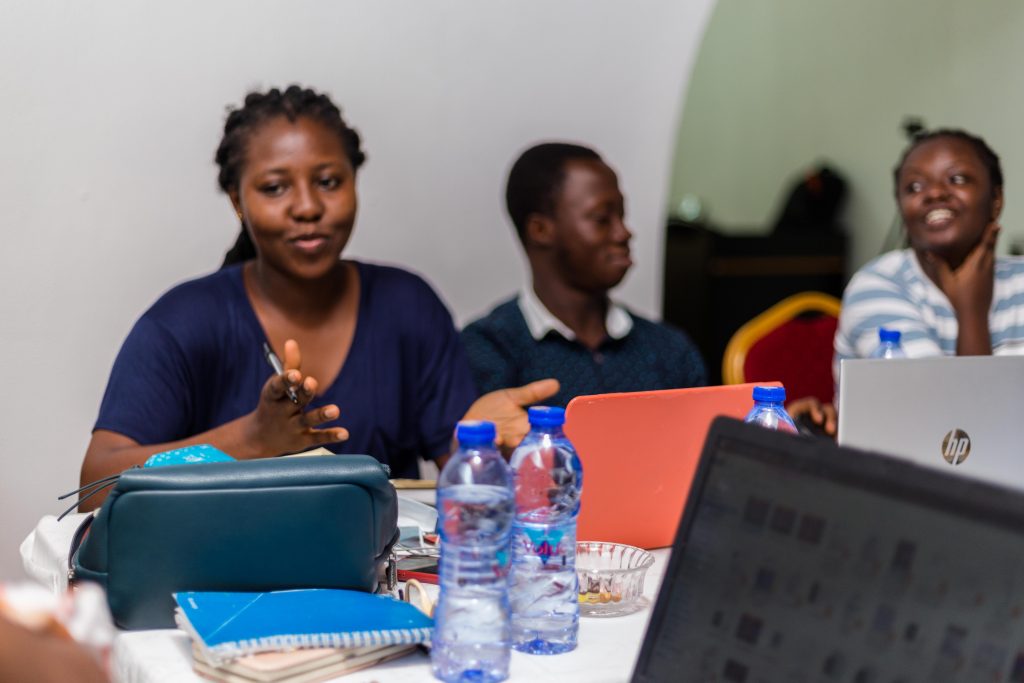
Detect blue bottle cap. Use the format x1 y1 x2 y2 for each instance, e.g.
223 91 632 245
527 406 565 427
456 420 496 445
752 386 786 403
878 327 901 343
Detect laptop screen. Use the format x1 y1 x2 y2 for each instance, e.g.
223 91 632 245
633 417 1024 683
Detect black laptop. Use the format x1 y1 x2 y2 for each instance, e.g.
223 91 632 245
633 417 1024 683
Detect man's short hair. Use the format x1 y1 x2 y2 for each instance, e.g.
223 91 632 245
505 142 602 243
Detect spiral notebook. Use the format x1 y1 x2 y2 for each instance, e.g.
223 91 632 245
174 589 433 665
190 644 416 683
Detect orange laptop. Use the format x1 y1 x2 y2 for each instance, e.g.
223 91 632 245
564 382 779 549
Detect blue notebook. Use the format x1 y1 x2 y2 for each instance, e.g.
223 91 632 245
174 589 433 664
144 444 235 468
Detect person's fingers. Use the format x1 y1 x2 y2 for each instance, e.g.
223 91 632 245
966 224 999 264
823 404 838 436
304 426 349 446
501 378 561 407
977 246 996 275
283 338 302 372
301 375 318 400
985 221 1001 248
262 372 283 400
807 401 823 424
958 222 999 274
495 426 529 449
979 223 1000 268
496 434 528 456
301 403 340 428
264 369 300 402
284 370 306 405
786 397 818 421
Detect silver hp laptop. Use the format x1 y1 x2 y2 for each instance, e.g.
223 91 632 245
634 417 1024 682
838 356 1024 485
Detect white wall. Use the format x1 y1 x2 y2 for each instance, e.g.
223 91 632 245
0 0 714 577
669 0 1024 272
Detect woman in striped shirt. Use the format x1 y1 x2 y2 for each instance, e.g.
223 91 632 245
799 129 1024 435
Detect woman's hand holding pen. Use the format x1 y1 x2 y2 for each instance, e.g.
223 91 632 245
79 338 348 507
241 339 349 457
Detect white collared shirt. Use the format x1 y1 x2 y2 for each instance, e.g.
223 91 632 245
517 287 633 343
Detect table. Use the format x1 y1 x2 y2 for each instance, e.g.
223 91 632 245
22 510 669 682
112 548 670 683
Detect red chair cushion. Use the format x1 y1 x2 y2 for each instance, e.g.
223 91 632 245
742 315 837 405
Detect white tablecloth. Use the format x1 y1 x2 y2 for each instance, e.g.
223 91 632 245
20 512 91 592
113 548 670 683
21 509 669 682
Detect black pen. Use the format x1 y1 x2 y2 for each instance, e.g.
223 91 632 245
262 342 300 404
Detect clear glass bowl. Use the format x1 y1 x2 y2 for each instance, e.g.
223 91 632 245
576 541 654 617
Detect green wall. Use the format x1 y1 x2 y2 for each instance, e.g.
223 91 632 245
669 0 1024 272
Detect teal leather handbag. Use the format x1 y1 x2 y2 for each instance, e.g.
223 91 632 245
69 455 399 630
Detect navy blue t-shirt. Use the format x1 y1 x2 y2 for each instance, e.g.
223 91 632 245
94 261 477 478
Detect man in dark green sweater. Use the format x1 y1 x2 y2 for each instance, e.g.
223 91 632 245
461 142 706 408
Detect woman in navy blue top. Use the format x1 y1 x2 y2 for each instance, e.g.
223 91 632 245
81 86 556 510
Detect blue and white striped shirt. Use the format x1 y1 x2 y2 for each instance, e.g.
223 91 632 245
834 249 1024 388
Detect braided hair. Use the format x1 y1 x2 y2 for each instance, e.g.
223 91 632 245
893 128 1003 199
216 85 366 267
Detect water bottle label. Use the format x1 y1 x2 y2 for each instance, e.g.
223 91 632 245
517 526 570 565
495 549 510 575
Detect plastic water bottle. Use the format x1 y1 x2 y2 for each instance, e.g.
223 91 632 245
870 327 907 359
745 386 798 433
508 406 584 655
431 421 514 683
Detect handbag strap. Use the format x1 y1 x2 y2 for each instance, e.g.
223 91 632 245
57 472 123 500
66 511 97 584
56 466 141 521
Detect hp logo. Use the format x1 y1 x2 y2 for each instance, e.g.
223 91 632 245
941 429 971 465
